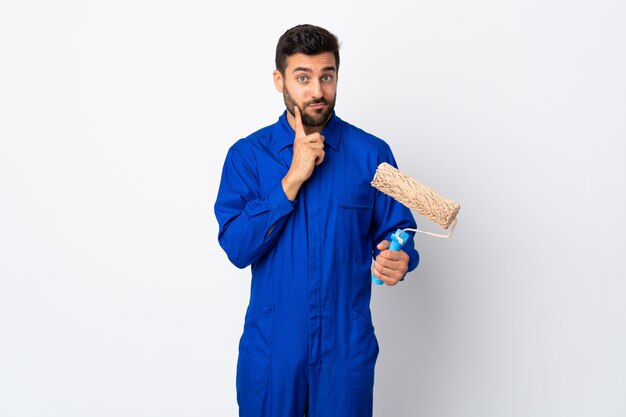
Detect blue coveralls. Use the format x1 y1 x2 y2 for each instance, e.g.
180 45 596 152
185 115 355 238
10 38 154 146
215 111 419 417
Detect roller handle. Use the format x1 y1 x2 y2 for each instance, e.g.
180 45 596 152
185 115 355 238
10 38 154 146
372 229 409 285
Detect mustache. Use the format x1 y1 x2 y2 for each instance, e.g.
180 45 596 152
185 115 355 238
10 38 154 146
304 99 328 107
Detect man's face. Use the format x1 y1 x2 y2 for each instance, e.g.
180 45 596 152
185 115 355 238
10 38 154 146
274 52 338 128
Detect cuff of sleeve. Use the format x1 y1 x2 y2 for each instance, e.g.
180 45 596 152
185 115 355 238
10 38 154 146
407 250 419 273
269 181 297 217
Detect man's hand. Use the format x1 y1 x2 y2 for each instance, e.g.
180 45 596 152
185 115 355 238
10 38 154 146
282 106 325 200
372 240 409 286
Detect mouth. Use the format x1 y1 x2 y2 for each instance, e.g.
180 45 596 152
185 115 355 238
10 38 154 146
307 102 327 110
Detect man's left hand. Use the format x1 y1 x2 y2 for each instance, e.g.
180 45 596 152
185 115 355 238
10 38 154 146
372 240 409 286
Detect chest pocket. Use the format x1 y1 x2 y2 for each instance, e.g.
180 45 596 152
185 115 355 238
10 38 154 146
337 185 374 263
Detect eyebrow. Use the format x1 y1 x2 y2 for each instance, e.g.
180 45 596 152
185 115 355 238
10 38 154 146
292 66 337 73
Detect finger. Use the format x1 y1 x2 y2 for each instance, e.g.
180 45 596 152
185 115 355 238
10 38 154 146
377 240 390 250
375 253 404 270
378 249 408 261
372 263 401 286
314 149 325 166
373 260 405 282
375 251 408 272
307 133 324 144
294 106 306 138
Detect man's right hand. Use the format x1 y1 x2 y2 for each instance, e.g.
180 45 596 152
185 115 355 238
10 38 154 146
282 106 325 200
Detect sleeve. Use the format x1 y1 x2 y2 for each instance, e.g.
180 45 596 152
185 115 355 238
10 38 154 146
370 145 420 277
214 140 296 269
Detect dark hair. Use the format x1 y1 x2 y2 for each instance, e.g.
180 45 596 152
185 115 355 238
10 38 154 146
275 24 340 74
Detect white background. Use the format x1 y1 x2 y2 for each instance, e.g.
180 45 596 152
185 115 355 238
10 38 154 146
1 0 625 416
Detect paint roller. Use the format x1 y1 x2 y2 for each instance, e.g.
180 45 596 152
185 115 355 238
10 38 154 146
370 162 461 285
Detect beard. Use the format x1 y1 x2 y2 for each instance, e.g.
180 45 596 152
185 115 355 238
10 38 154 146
283 86 336 127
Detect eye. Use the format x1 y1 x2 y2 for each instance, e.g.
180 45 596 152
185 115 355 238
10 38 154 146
297 75 308 83
321 74 333 82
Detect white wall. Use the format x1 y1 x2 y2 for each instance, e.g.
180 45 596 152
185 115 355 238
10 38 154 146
1 1 625 416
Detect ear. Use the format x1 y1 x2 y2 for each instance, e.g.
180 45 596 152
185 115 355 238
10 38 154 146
273 69 283 92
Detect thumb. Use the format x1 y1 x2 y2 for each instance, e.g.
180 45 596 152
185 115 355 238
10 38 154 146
294 105 306 138
377 240 390 251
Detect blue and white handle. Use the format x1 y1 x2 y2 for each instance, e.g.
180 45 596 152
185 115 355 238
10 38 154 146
372 229 409 285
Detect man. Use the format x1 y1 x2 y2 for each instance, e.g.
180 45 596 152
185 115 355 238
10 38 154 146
214 24 419 417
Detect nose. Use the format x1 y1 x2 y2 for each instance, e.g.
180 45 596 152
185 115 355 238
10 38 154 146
309 79 323 99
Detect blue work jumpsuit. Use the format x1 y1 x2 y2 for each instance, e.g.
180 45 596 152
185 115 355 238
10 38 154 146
215 111 419 417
